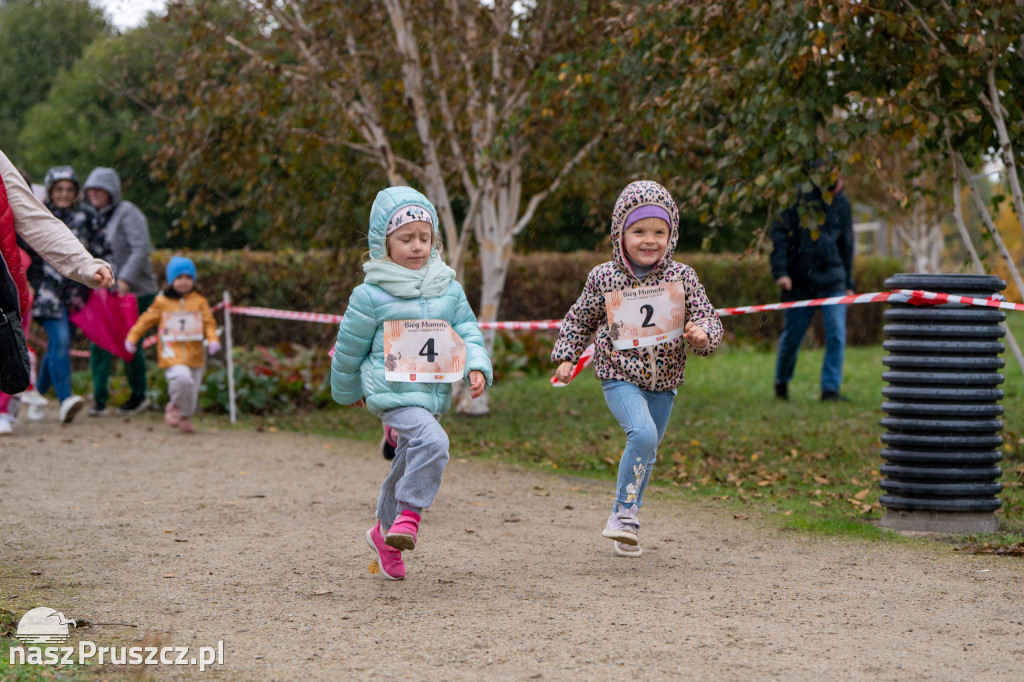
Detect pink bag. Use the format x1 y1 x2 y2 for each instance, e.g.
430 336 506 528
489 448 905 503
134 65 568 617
69 289 139 361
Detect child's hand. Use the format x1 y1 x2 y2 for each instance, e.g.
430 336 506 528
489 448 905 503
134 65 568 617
124 339 137 355
556 361 576 385
684 321 708 349
208 341 222 355
469 370 486 398
348 399 365 408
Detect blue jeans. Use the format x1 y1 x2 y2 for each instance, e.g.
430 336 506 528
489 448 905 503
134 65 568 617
36 307 73 402
602 380 676 512
774 288 847 393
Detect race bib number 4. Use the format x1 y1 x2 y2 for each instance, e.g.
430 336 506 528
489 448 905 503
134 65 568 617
383 319 467 383
605 282 687 350
160 310 204 343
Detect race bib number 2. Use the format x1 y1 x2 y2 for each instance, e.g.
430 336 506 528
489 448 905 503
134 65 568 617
383 319 467 383
605 282 687 350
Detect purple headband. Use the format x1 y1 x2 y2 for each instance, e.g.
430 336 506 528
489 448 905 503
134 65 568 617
624 205 671 230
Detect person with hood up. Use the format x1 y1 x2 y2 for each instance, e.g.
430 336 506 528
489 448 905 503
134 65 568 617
124 256 219 434
0 150 113 435
331 186 492 581
19 166 99 424
552 180 723 558
82 166 159 416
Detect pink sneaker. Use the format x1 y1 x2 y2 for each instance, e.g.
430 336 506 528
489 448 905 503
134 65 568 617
165 404 181 427
366 521 405 580
385 510 420 551
179 416 194 434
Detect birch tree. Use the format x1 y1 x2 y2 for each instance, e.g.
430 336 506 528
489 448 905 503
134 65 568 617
152 0 621 413
620 1 1024 286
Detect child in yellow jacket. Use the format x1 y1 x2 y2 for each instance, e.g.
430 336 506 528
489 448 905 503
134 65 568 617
124 256 219 433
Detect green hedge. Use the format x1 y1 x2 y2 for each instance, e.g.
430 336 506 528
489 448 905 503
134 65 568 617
151 248 903 349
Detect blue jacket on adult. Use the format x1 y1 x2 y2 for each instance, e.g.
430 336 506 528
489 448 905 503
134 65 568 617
330 186 493 417
82 167 158 296
769 183 855 301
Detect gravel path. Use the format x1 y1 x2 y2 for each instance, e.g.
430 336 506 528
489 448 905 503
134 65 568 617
2 415 1023 680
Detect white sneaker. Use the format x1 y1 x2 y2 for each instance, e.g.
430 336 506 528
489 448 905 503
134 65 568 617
59 396 85 424
27 404 46 421
0 413 13 435
19 390 48 406
614 541 642 558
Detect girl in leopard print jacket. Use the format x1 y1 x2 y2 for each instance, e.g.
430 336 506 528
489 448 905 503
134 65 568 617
551 179 722 557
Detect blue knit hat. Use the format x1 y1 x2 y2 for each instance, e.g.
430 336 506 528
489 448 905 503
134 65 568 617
166 256 197 283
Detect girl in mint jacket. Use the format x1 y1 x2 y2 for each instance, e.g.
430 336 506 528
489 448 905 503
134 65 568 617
331 186 492 580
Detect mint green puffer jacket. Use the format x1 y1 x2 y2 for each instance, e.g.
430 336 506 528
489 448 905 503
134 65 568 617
330 186 493 417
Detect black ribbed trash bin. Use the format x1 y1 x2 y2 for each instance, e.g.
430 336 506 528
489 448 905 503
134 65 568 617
879 273 1005 533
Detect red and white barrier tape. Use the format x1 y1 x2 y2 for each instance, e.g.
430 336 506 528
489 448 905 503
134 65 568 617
30 289 1022 366
550 289 1024 385
222 304 563 330
717 289 1024 316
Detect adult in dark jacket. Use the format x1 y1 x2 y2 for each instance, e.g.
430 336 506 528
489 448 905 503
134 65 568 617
769 172 855 402
19 166 100 423
83 167 158 416
0 150 112 434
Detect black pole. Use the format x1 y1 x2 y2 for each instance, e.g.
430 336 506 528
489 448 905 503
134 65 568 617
879 274 1005 533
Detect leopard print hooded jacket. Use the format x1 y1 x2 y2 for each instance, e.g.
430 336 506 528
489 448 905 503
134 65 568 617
551 180 723 392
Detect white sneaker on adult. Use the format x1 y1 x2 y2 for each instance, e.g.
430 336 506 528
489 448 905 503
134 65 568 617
27 404 46 421
0 413 13 435
59 396 85 424
19 390 48 406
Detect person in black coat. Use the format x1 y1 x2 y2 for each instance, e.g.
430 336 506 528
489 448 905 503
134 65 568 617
769 168 855 402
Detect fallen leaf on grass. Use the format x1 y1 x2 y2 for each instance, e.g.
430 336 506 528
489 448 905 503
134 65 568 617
853 488 871 501
465 529 475 534
734 514 748 520
956 542 1024 557
368 561 380 575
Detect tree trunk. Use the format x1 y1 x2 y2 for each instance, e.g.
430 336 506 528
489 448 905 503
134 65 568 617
454 216 515 416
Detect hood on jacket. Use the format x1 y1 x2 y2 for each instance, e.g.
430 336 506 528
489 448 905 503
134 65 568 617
44 166 79 194
82 167 123 206
610 180 680 280
367 186 441 262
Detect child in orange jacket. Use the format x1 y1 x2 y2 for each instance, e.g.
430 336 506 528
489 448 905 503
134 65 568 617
124 256 219 433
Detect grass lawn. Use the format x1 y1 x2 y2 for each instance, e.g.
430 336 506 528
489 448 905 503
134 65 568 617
231 310 1024 546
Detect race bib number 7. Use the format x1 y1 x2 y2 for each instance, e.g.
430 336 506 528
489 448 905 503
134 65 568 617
605 282 687 350
383 319 467 383
160 310 204 343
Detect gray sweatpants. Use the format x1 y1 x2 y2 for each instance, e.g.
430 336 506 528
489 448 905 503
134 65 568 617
165 365 205 417
376 406 450 530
